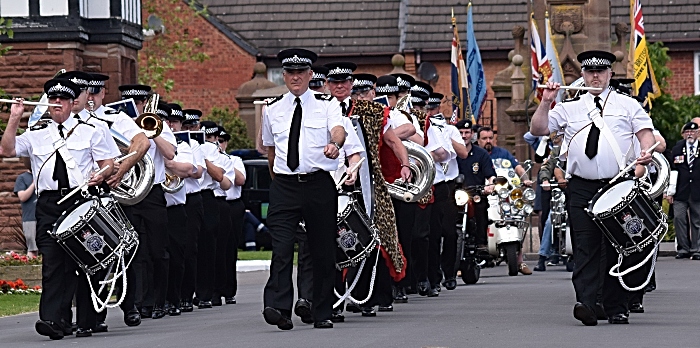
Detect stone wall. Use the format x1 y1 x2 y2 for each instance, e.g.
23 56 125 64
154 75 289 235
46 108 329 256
0 158 27 250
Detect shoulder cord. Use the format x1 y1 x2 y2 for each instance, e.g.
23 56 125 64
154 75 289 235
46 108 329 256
34 123 81 197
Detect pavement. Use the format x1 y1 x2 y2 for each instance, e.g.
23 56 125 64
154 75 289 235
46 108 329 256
1 256 698 348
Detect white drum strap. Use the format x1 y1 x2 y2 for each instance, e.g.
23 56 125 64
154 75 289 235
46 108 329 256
86 243 138 312
583 96 625 170
48 124 84 185
333 246 379 307
609 244 658 292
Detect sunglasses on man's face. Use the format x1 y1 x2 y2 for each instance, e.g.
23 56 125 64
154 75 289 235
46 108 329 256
218 139 226 144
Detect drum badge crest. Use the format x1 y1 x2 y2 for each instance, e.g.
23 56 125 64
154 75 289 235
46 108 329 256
472 162 479 174
621 213 644 239
337 226 359 252
81 230 106 255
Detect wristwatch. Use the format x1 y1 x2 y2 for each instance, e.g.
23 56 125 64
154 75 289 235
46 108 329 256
331 141 342 150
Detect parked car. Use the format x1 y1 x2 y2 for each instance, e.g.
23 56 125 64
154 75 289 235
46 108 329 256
241 159 273 250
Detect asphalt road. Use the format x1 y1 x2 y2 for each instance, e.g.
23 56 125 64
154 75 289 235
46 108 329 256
1 257 699 348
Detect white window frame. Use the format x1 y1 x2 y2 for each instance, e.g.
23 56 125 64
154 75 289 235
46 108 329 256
695 51 700 95
267 67 284 86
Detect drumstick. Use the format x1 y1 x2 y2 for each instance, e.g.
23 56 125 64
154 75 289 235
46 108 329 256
540 182 566 188
335 157 366 190
536 85 603 92
610 141 660 184
0 98 61 107
57 165 111 205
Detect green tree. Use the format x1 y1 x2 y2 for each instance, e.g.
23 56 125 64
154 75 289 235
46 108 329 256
647 41 700 145
139 0 209 95
206 107 254 152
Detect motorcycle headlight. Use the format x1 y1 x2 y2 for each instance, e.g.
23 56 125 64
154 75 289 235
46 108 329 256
455 189 469 206
523 188 536 202
513 199 525 210
498 188 510 199
509 188 523 201
523 204 534 215
494 176 509 186
552 189 563 200
500 202 511 212
473 195 481 203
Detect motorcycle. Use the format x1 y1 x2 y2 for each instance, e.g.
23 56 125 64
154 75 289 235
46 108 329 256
454 178 484 284
550 187 575 272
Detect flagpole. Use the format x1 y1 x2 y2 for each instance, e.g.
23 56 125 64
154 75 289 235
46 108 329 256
463 3 474 121
452 8 466 121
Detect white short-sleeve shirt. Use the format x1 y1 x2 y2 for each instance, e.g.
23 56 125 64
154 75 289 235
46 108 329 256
165 140 193 207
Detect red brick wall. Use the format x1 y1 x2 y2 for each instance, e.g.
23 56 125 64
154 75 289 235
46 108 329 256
0 158 27 250
141 9 257 116
666 51 695 99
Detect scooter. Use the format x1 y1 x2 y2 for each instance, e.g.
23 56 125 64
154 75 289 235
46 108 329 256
454 176 484 284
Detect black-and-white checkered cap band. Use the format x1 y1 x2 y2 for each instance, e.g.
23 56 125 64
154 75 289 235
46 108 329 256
156 109 169 119
121 89 150 97
282 55 313 65
89 80 106 87
170 109 183 118
411 85 430 95
185 112 200 121
376 85 399 93
202 126 219 135
581 57 612 68
428 97 442 104
48 83 77 99
67 77 88 87
312 72 327 80
328 67 353 75
411 96 425 104
353 79 373 88
396 77 410 88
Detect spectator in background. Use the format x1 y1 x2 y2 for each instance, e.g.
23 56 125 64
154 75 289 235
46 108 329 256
14 168 38 258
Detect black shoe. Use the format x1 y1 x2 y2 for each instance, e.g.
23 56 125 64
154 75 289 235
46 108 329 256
346 302 361 313
192 297 200 306
151 306 167 319
534 255 547 272
35 320 65 340
405 286 418 295
594 303 607 320
94 321 108 333
140 306 153 318
573 303 598 326
443 279 457 290
75 328 92 337
197 301 212 309
294 299 314 324
607 313 629 324
313 320 333 329
331 309 345 323
676 253 690 259
644 283 656 293
378 305 393 312
393 287 408 303
361 307 377 317
212 297 223 306
417 281 430 296
262 307 293 330
168 306 182 316
124 309 142 327
629 303 644 313
691 254 700 260
427 287 439 297
181 301 194 312
225 297 236 304
436 283 441 292
70 321 77 333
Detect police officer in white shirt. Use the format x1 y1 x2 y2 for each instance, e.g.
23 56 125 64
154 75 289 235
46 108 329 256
1 79 114 340
179 109 206 312
195 121 232 308
216 129 247 305
531 50 654 326
261 48 346 330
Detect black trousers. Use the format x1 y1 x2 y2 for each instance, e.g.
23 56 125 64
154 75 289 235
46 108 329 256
391 198 416 288
197 190 219 302
569 176 628 316
429 181 458 284
36 192 90 328
123 185 170 308
224 199 245 297
411 203 432 284
213 197 233 302
166 204 188 307
296 228 314 301
263 172 337 322
181 192 203 302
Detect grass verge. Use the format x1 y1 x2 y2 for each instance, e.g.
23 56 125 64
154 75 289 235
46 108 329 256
238 251 297 265
0 294 40 317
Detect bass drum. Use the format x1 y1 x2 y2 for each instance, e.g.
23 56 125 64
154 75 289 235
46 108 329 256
336 193 379 269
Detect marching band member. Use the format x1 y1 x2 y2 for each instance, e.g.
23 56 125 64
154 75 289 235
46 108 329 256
1 79 114 340
196 121 232 308
261 48 346 330
179 109 205 312
531 50 654 326
309 65 329 93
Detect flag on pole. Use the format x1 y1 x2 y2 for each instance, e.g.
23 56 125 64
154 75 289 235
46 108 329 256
466 2 486 121
529 13 552 104
450 10 469 124
628 0 661 111
545 13 565 104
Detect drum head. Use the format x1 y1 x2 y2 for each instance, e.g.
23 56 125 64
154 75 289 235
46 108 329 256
55 200 95 235
591 180 635 215
338 195 351 216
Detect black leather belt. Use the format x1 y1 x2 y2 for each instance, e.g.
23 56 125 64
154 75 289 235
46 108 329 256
570 175 612 185
41 188 78 197
275 171 324 182
186 191 201 197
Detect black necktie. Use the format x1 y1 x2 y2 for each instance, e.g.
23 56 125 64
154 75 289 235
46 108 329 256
340 101 347 116
53 125 70 189
585 96 603 159
287 97 302 171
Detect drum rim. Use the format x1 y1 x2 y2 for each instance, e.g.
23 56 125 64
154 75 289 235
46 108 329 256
52 199 100 239
589 180 638 217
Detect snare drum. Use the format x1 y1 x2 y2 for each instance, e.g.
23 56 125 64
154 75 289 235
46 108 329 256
51 197 138 275
336 194 379 269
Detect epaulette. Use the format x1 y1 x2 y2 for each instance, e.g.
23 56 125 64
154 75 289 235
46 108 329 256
29 120 50 131
76 118 95 127
105 109 120 115
561 96 579 103
264 95 284 106
314 93 333 101
176 137 184 144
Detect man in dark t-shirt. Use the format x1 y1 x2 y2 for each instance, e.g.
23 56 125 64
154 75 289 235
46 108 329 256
14 169 38 257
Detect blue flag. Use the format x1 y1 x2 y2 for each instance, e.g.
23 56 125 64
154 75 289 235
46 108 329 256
466 3 486 121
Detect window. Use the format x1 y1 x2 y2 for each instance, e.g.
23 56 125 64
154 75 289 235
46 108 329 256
267 67 284 86
695 51 700 95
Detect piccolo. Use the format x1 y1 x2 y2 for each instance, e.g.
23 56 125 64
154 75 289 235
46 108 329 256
536 85 603 92
0 98 61 107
